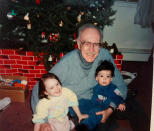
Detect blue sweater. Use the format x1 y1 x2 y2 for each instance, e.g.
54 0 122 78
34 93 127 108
31 48 127 113
92 83 125 108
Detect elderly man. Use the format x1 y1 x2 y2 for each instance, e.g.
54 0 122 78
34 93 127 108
31 23 127 131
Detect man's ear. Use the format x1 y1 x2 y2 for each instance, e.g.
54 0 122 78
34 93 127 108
77 39 81 49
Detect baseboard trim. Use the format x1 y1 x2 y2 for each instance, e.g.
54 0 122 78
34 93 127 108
119 48 151 61
119 48 151 54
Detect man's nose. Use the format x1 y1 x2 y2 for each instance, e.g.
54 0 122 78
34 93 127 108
89 43 95 51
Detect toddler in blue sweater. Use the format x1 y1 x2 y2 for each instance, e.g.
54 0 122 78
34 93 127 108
77 60 126 131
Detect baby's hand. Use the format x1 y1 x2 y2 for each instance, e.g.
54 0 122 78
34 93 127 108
117 104 126 111
78 114 88 123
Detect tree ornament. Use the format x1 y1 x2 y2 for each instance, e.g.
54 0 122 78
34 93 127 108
59 21 63 27
7 12 14 20
67 6 71 11
49 33 52 42
48 55 53 62
7 10 16 20
94 22 98 25
73 33 76 40
53 33 59 42
80 12 84 15
77 12 84 23
35 0 40 4
41 32 45 39
93 16 96 19
59 52 64 58
77 14 81 23
37 14 40 18
11 10 16 16
24 13 29 21
41 32 48 43
110 48 114 54
27 21 31 30
74 43 78 49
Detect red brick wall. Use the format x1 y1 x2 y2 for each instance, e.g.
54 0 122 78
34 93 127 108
0 49 123 90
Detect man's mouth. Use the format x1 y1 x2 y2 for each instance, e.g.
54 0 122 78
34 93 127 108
87 52 96 56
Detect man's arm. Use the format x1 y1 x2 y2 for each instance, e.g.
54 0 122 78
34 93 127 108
96 107 113 123
31 82 39 113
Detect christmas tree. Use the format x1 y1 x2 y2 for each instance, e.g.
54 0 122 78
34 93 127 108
0 0 116 70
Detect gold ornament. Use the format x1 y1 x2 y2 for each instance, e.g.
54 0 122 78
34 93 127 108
59 21 63 27
77 15 81 23
48 55 53 61
77 12 84 23
94 22 98 26
27 21 31 29
41 32 45 39
37 14 40 18
80 11 84 15
67 6 71 11
24 13 29 21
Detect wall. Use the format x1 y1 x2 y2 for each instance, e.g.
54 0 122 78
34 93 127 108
103 1 154 61
0 49 123 90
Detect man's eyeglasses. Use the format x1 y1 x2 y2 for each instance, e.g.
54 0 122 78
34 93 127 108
79 39 101 48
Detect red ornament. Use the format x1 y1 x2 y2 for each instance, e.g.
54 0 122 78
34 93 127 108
74 33 76 40
41 32 45 39
53 33 59 42
49 33 52 42
60 52 64 58
74 43 78 49
35 0 40 4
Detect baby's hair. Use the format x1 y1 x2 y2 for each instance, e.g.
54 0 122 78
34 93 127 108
39 73 62 99
95 60 115 77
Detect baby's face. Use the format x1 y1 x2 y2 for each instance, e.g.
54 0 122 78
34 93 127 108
44 78 62 97
96 70 112 86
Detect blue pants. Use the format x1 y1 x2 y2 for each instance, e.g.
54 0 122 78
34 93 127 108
81 107 102 130
70 99 105 130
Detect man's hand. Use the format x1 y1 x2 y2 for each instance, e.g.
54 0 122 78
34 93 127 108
117 104 126 111
96 107 113 123
39 123 52 131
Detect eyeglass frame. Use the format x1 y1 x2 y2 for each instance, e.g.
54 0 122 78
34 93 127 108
78 39 101 48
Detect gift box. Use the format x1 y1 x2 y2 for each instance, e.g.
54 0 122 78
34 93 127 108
0 75 28 102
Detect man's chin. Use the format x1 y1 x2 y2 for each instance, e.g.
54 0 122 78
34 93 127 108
86 57 96 63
